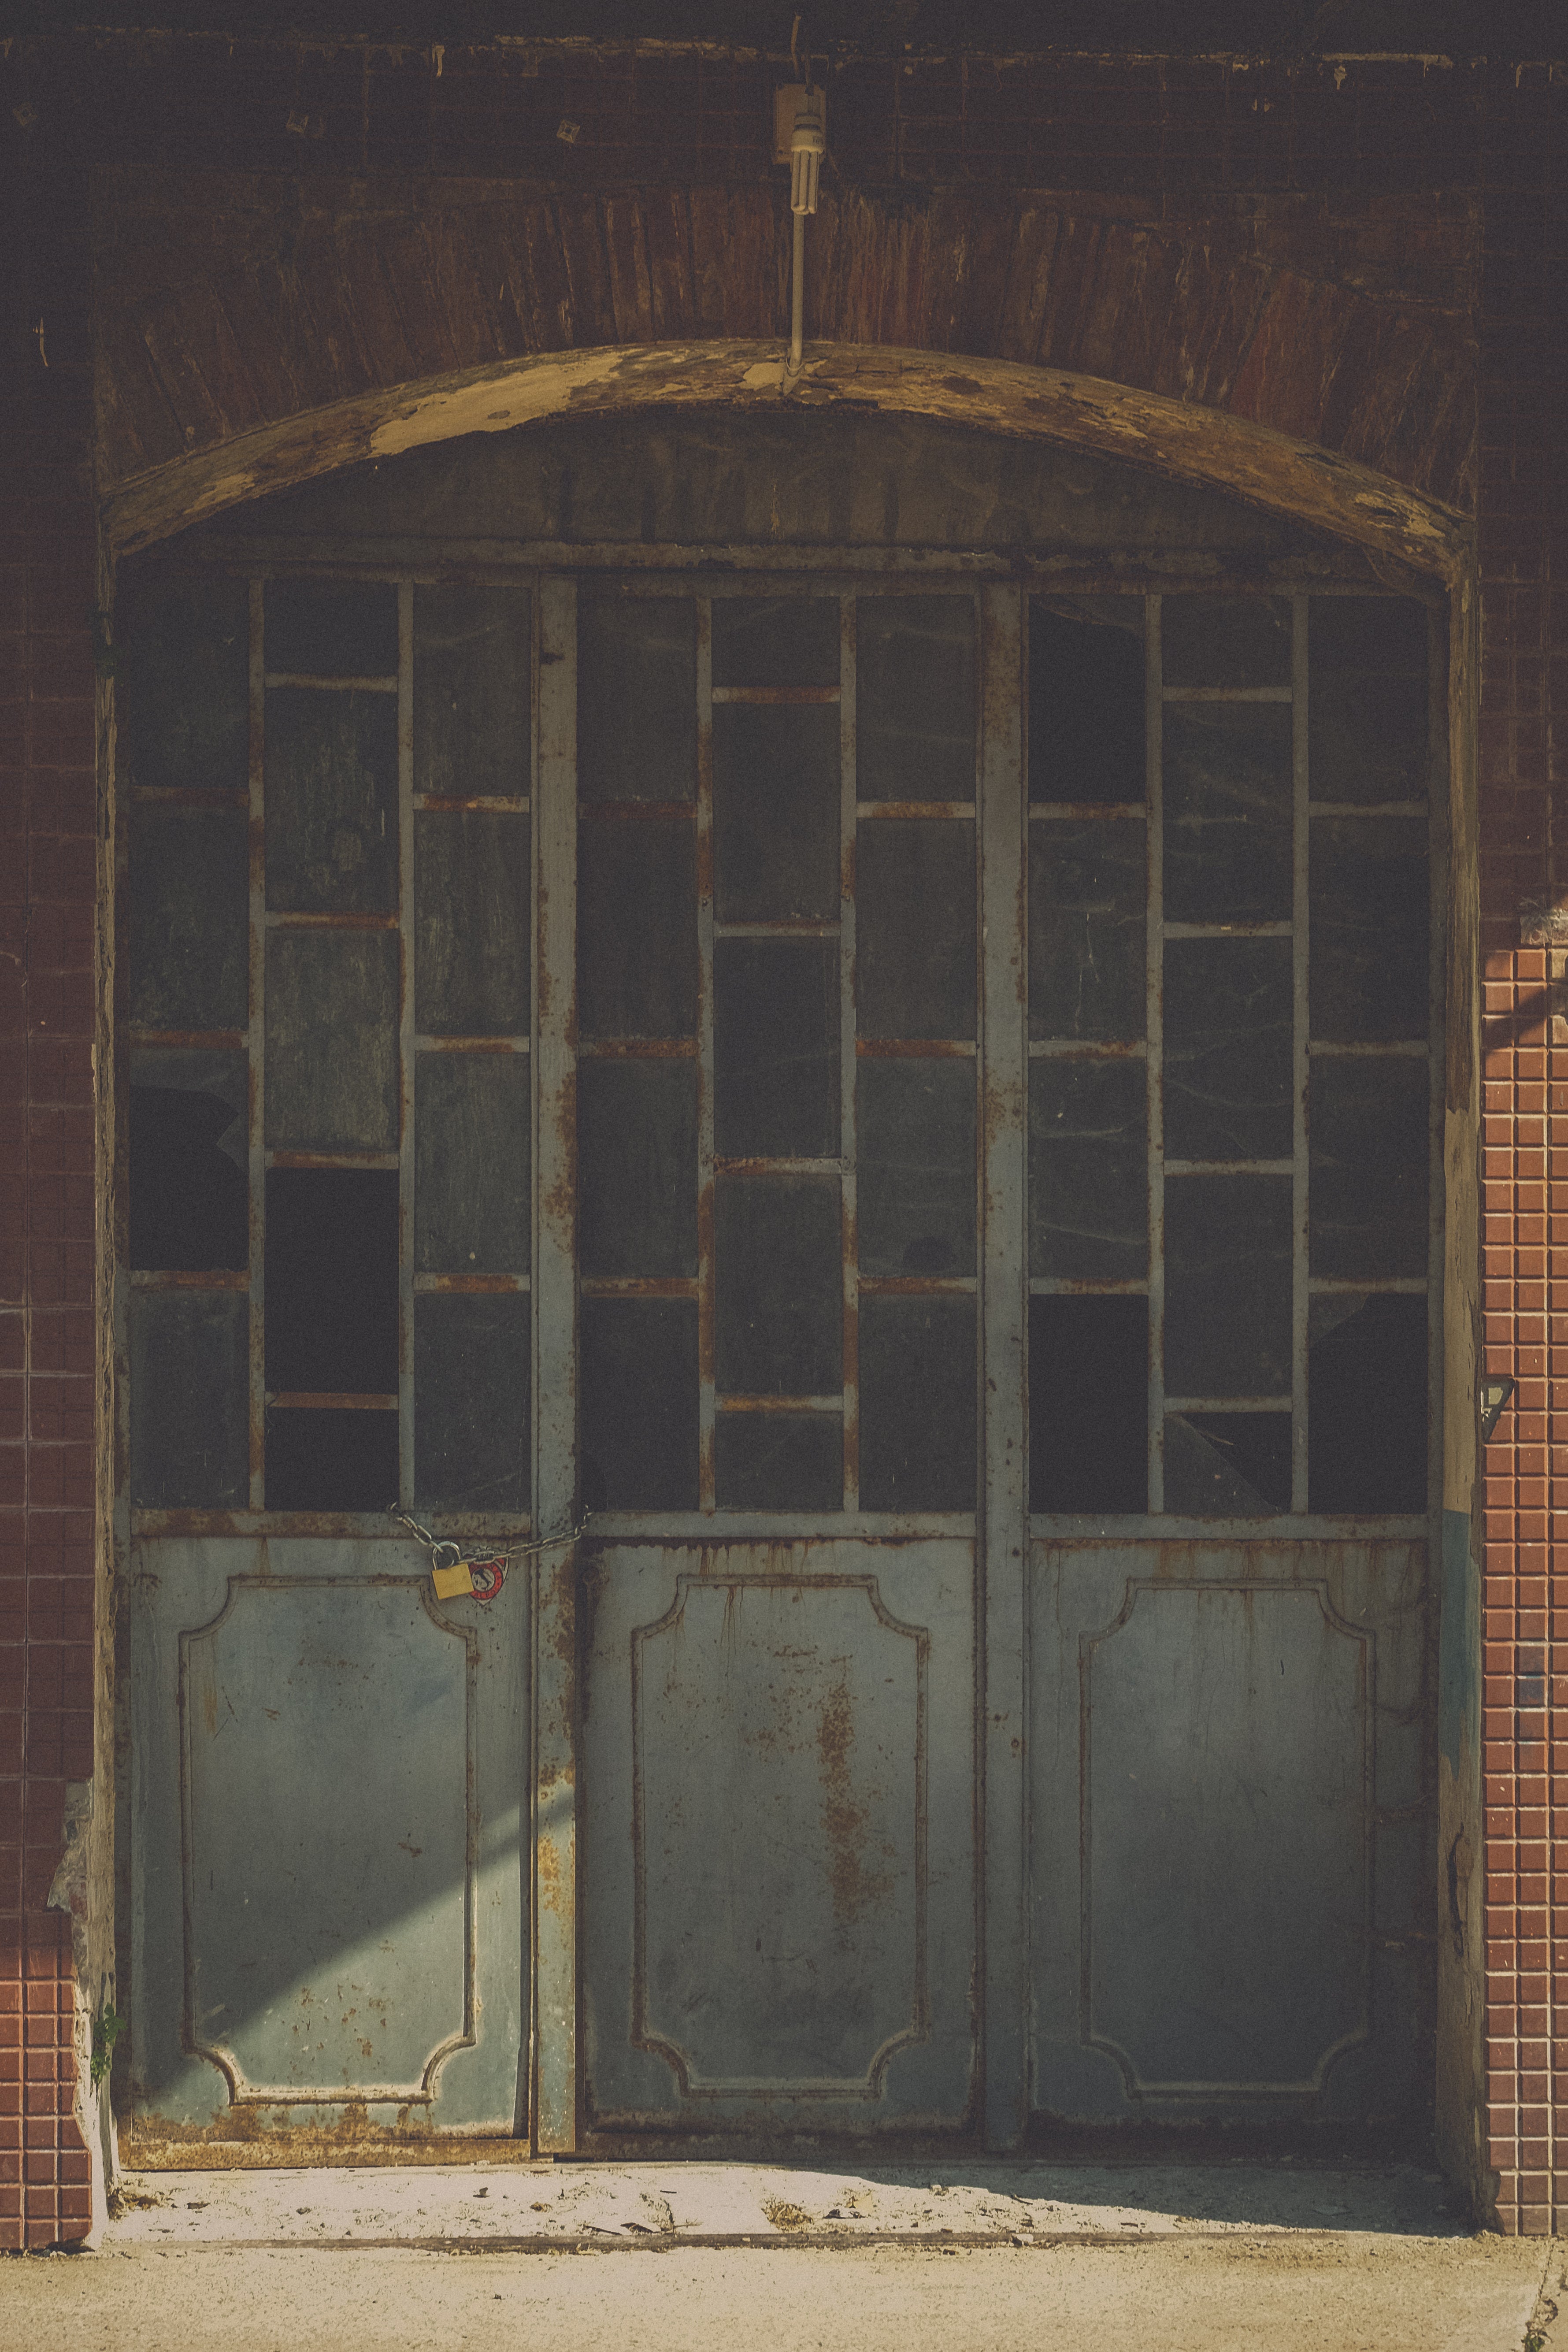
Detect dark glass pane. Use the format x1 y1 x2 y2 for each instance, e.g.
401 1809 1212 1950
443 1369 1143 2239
578 821 697 1039
1162 595 1291 689
580 1299 699 1510
712 596 838 687
1164 1411 1291 1516
713 704 839 922
1310 1057 1429 1280
130 806 248 1033
1308 1292 1427 1514
1309 816 1428 1043
119 573 248 795
856 595 975 803
129 1290 248 1508
265 1409 398 1513
1163 936 1292 1163
856 820 976 1041
1028 819 1145 1042
1029 1295 1146 1513
265 579 397 677
415 1292 529 1516
130 1049 248 1271
415 583 530 800
578 593 697 801
265 930 398 1152
1029 598 1145 806
579 1059 698 1279
1164 1174 1291 1399
265 1169 398 1393
714 939 839 1160
1029 1057 1146 1281
715 1175 841 1396
1163 705 1293 925
858 1058 975 1277
415 1054 530 1275
265 688 398 914
859 1296 976 1512
1309 597 1428 806
715 1414 841 1511
415 810 530 1037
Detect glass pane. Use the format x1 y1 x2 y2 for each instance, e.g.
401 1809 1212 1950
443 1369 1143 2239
715 1414 841 1511
856 595 975 803
714 939 839 1160
1164 1174 1291 1398
265 1169 398 1394
578 593 697 801
130 806 248 1032
859 1296 976 1512
1162 594 1291 688
415 1054 530 1275
1163 705 1292 925
1029 1057 1146 1281
265 579 397 677
1163 936 1292 1162
712 596 838 687
1164 1411 1291 1515
1029 1295 1146 1513
129 1290 248 1508
265 930 398 1152
856 819 975 1041
415 1292 529 1516
415 583 530 799
130 1048 248 1272
578 1059 698 1279
1309 815 1428 1043
713 704 839 923
415 810 530 1036
1028 819 1145 1042
265 688 399 914
715 1175 841 1396
1029 597 1145 805
119 573 248 794
1309 596 1428 805
1308 1293 1427 1513
265 1409 398 1513
858 1058 975 1277
1310 1057 1429 1280
578 820 697 1039
580 1299 699 1510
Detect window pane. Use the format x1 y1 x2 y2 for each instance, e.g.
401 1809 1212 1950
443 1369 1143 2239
415 1292 529 1516
1028 820 1145 1043
415 1054 530 1275
578 820 697 1039
715 1175 840 1396
266 688 399 914
859 1297 976 1512
858 1058 975 1277
265 1409 398 1513
1029 597 1145 805
265 930 398 1152
1029 1057 1146 1282
130 806 248 1033
715 1414 841 1511
265 579 397 677
120 573 248 795
580 1299 699 1510
1309 1057 1429 1280
579 1059 698 1279
130 1049 248 1272
1309 815 1428 1043
715 939 839 1160
1164 1174 1291 1399
856 820 976 1041
129 1290 248 1509
1029 1295 1146 1513
415 583 530 800
1163 705 1292 926
857 595 975 803
713 704 839 923
1163 936 1292 1163
712 596 838 687
578 593 697 801
1164 1412 1291 1516
1309 596 1428 806
1162 595 1291 689
1308 1293 1427 1514
415 810 530 1036
265 1169 398 1394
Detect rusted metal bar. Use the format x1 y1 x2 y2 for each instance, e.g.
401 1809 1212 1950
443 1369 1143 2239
129 1028 246 1051
578 1037 697 1059
128 1269 248 1290
1163 920 1291 939
131 785 248 808
1029 1276 1147 1295
1164 1157 1294 1176
860 1274 977 1295
1161 685 1293 703
267 1391 400 1410
1309 1039 1428 1057
1310 1274 1430 1294
398 579 416 1514
856 1037 976 1058
247 575 266 1512
579 1276 695 1298
713 918 839 939
1029 1513 1430 1540
1291 594 1310 1514
415 1271 531 1294
710 685 840 704
1027 1039 1145 1060
267 1149 400 1170
1146 594 1166 1515
413 1034 530 1054
856 800 973 821
1309 799 1427 818
696 595 717 1517
713 1155 844 1176
263 671 398 692
838 601 857 1524
1165 1395 1293 1413
578 800 695 824
716 1395 844 1414
1027 802 1146 824
263 909 399 930
415 794 530 814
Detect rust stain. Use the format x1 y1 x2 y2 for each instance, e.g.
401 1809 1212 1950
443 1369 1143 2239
816 1670 892 1940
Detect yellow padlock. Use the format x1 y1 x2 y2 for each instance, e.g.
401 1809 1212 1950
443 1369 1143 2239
431 1557 475 1600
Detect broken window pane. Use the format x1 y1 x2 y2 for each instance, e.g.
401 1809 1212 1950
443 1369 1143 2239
266 689 398 914
578 593 697 801
713 704 840 922
578 820 697 1039
715 1175 841 1397
1163 705 1292 925
130 1049 248 1272
1162 595 1291 689
265 578 397 677
265 1408 398 1514
415 1055 530 1275
1308 1292 1427 1514
1164 1411 1292 1516
578 1059 698 1279
129 1290 248 1508
265 929 398 1152
415 810 530 1036
1028 820 1145 1043
715 1413 842 1512
1309 1056 1430 1280
415 583 530 800
858 1058 975 1277
715 939 839 1160
712 595 838 687
856 820 976 1041
857 595 976 803
1029 1295 1147 1514
265 1168 398 1395
580 1298 699 1510
1029 597 1145 806
1164 1174 1291 1399
860 1296 977 1512
415 1292 529 1516
130 806 248 1033
1029 1057 1146 1282
1163 936 1293 1163
1309 815 1428 1043
1309 596 1428 805
119 571 248 795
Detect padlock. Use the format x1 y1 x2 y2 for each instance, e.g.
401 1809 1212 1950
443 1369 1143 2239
431 1556 476 1601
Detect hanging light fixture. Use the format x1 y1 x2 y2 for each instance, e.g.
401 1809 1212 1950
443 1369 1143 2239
776 17 827 378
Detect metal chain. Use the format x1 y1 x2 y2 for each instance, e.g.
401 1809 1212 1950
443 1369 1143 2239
387 1505 590 1570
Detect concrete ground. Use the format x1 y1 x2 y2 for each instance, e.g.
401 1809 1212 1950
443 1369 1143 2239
4 2160 1562 2352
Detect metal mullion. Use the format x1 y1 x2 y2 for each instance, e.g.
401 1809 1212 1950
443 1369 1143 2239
1291 594 1310 1513
397 582 415 1513
697 597 716 1516
413 1035 530 1054
1161 685 1293 703
1030 1277 1147 1296
841 592 859 1514
263 671 398 692
1146 595 1165 1514
1028 1039 1145 1060
247 577 266 1511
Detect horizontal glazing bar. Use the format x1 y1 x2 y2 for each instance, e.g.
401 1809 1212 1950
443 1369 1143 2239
578 800 695 822
1162 686 1294 703
857 801 976 820
129 1268 249 1290
264 672 398 692
859 1275 978 1295
711 686 841 704
129 1028 245 1051
1308 1275 1429 1294
579 1277 698 1298
414 1035 530 1054
1163 921 1292 939
267 1150 400 1171
413 1272 530 1294
1164 1396 1291 1413
714 920 841 938
1164 1159 1294 1177
131 1510 533 1539
131 786 248 808
857 1037 977 1058
568 1512 978 1540
716 1395 844 1414
713 1156 844 1176
415 795 530 814
1309 801 1427 818
1030 1277 1149 1295
1029 802 1147 821
1308 1039 1429 1057
1031 1514 1430 1540
577 1037 698 1059
267 1392 399 1411
264 909 399 930
1028 1039 1146 1059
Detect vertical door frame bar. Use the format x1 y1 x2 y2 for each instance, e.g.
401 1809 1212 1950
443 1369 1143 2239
397 580 416 1510
979 581 1028 2147
1145 597 1166 1513
1290 595 1311 1511
533 574 579 2152
696 598 717 1515
840 593 860 1513
245 577 266 1511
